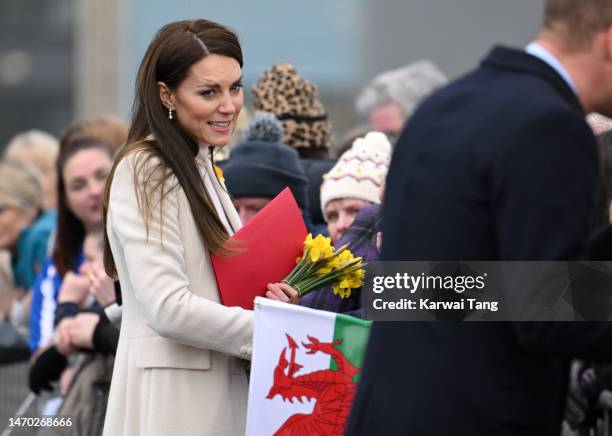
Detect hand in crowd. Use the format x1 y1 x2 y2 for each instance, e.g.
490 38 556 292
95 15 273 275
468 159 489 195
87 262 116 307
265 282 299 305
57 271 90 306
54 312 100 353
54 318 76 356
59 367 74 397
67 312 100 349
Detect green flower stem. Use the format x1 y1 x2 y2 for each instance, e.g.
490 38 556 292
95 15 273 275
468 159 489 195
333 243 350 256
285 260 317 286
283 266 297 283
300 272 339 288
294 280 328 296
284 261 304 283
299 261 325 282
295 272 345 295
295 262 316 283
286 261 310 284
293 262 368 296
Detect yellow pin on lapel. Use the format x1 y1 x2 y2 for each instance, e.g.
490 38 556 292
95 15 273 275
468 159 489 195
213 164 225 183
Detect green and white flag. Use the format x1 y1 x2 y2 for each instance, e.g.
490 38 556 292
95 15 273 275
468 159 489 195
246 297 371 436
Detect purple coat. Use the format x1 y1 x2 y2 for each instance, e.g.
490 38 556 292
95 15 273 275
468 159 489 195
300 204 381 315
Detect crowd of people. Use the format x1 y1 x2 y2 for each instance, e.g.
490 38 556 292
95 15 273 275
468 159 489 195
2 0 612 434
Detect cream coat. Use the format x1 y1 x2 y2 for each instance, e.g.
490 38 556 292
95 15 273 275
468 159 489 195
102 148 253 436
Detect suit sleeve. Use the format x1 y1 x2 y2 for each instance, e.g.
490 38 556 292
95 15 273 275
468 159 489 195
495 110 612 356
513 322 612 360
107 154 253 358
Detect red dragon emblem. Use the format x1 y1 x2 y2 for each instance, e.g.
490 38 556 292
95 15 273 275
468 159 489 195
266 333 361 435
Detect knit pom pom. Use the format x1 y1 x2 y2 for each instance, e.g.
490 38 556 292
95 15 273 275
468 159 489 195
244 111 284 143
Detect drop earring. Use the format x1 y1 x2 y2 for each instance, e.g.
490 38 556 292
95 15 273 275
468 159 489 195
168 108 174 120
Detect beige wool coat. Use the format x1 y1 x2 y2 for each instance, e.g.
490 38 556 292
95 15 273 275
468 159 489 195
102 148 253 436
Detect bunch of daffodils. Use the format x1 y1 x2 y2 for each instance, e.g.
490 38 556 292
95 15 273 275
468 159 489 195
283 233 365 299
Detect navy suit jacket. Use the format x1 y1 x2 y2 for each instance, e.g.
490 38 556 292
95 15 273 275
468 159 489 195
347 46 612 436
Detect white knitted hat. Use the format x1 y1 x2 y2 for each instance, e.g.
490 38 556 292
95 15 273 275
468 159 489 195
320 131 391 215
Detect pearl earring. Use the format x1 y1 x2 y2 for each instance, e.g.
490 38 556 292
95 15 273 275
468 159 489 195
168 108 174 120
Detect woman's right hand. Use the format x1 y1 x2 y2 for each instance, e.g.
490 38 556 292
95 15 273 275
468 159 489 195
265 282 300 305
88 262 116 307
57 272 90 305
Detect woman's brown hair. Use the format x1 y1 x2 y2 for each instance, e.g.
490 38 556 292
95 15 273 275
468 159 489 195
103 19 242 277
61 114 128 152
54 136 114 277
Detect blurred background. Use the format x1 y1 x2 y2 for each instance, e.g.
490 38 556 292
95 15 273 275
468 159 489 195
0 0 545 151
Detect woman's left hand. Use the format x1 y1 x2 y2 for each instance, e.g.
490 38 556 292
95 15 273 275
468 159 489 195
265 283 299 305
58 272 90 306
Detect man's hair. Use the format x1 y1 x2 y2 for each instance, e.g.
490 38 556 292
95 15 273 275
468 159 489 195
543 0 612 49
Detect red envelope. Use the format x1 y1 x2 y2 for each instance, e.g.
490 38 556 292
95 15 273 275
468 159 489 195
211 188 308 310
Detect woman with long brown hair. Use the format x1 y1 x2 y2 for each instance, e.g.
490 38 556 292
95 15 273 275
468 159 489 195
29 135 114 353
102 19 296 435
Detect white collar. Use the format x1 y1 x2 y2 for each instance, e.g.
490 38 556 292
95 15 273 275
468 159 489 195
526 42 578 95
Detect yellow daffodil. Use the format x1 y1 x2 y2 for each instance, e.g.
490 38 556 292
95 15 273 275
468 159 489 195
315 255 342 274
347 272 364 289
332 284 352 299
335 250 355 267
213 164 225 183
304 233 314 249
307 234 334 263
316 264 333 275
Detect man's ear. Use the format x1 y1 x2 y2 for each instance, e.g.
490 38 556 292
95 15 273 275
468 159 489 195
157 81 175 110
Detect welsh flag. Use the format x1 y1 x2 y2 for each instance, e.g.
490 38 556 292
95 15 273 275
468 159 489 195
246 297 371 436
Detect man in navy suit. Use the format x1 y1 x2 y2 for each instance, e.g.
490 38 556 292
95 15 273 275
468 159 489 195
347 1 612 435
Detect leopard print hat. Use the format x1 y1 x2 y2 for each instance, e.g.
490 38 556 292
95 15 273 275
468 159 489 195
252 63 332 151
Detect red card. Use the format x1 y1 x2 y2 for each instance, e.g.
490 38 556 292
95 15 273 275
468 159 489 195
211 188 308 310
